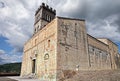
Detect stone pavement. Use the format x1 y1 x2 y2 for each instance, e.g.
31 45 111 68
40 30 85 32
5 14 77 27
7 76 46 81
0 77 17 81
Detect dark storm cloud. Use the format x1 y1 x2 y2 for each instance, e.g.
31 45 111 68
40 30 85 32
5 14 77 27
63 0 120 23
0 0 119 50
0 2 5 8
86 0 120 21
85 0 120 41
89 0 120 41
55 0 120 42
0 0 34 53
56 0 87 19
115 15 120 31
0 0 120 64
0 0 45 63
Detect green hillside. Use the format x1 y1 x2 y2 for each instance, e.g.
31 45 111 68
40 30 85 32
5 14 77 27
0 62 21 74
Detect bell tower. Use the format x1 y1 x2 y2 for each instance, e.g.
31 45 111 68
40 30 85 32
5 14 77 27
34 3 56 34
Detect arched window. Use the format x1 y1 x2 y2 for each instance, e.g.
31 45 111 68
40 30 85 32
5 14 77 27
43 13 45 19
47 15 50 21
50 16 51 21
47 15 49 21
45 14 47 20
49 16 51 21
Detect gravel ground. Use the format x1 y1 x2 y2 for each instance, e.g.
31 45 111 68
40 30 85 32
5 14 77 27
62 70 120 81
1 70 120 81
0 77 17 81
7 76 42 81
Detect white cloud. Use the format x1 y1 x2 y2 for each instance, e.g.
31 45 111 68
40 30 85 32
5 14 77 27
0 49 22 64
87 14 120 42
56 0 85 17
0 50 5 55
0 0 30 20
0 53 22 64
62 0 80 13
0 0 120 64
0 0 34 53
0 0 39 64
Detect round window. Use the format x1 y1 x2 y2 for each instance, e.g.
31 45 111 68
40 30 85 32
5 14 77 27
44 53 49 60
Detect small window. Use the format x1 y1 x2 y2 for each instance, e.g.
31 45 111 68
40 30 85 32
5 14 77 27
37 26 39 30
46 15 48 21
88 45 94 52
45 14 47 20
49 16 51 21
47 15 49 21
35 39 37 45
49 16 50 21
35 28 37 32
43 13 45 19
75 23 77 25
48 40 50 47
92 48 94 51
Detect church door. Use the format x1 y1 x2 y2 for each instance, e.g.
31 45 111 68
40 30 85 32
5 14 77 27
32 59 36 73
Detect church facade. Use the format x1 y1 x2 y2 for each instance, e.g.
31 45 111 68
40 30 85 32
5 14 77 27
21 3 120 81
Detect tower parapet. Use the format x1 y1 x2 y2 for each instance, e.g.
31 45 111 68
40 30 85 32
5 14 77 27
35 3 56 16
34 3 56 34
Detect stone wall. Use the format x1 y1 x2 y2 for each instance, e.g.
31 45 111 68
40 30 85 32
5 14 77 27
56 17 90 80
98 39 118 69
87 35 111 70
21 18 57 81
21 16 120 81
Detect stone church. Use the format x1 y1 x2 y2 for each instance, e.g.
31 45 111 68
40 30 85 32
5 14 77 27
21 3 120 81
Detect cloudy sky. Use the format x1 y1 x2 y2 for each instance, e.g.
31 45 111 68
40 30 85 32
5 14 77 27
0 0 120 64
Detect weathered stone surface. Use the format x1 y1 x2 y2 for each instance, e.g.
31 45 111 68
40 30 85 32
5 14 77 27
21 19 58 81
21 3 120 81
58 70 120 81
